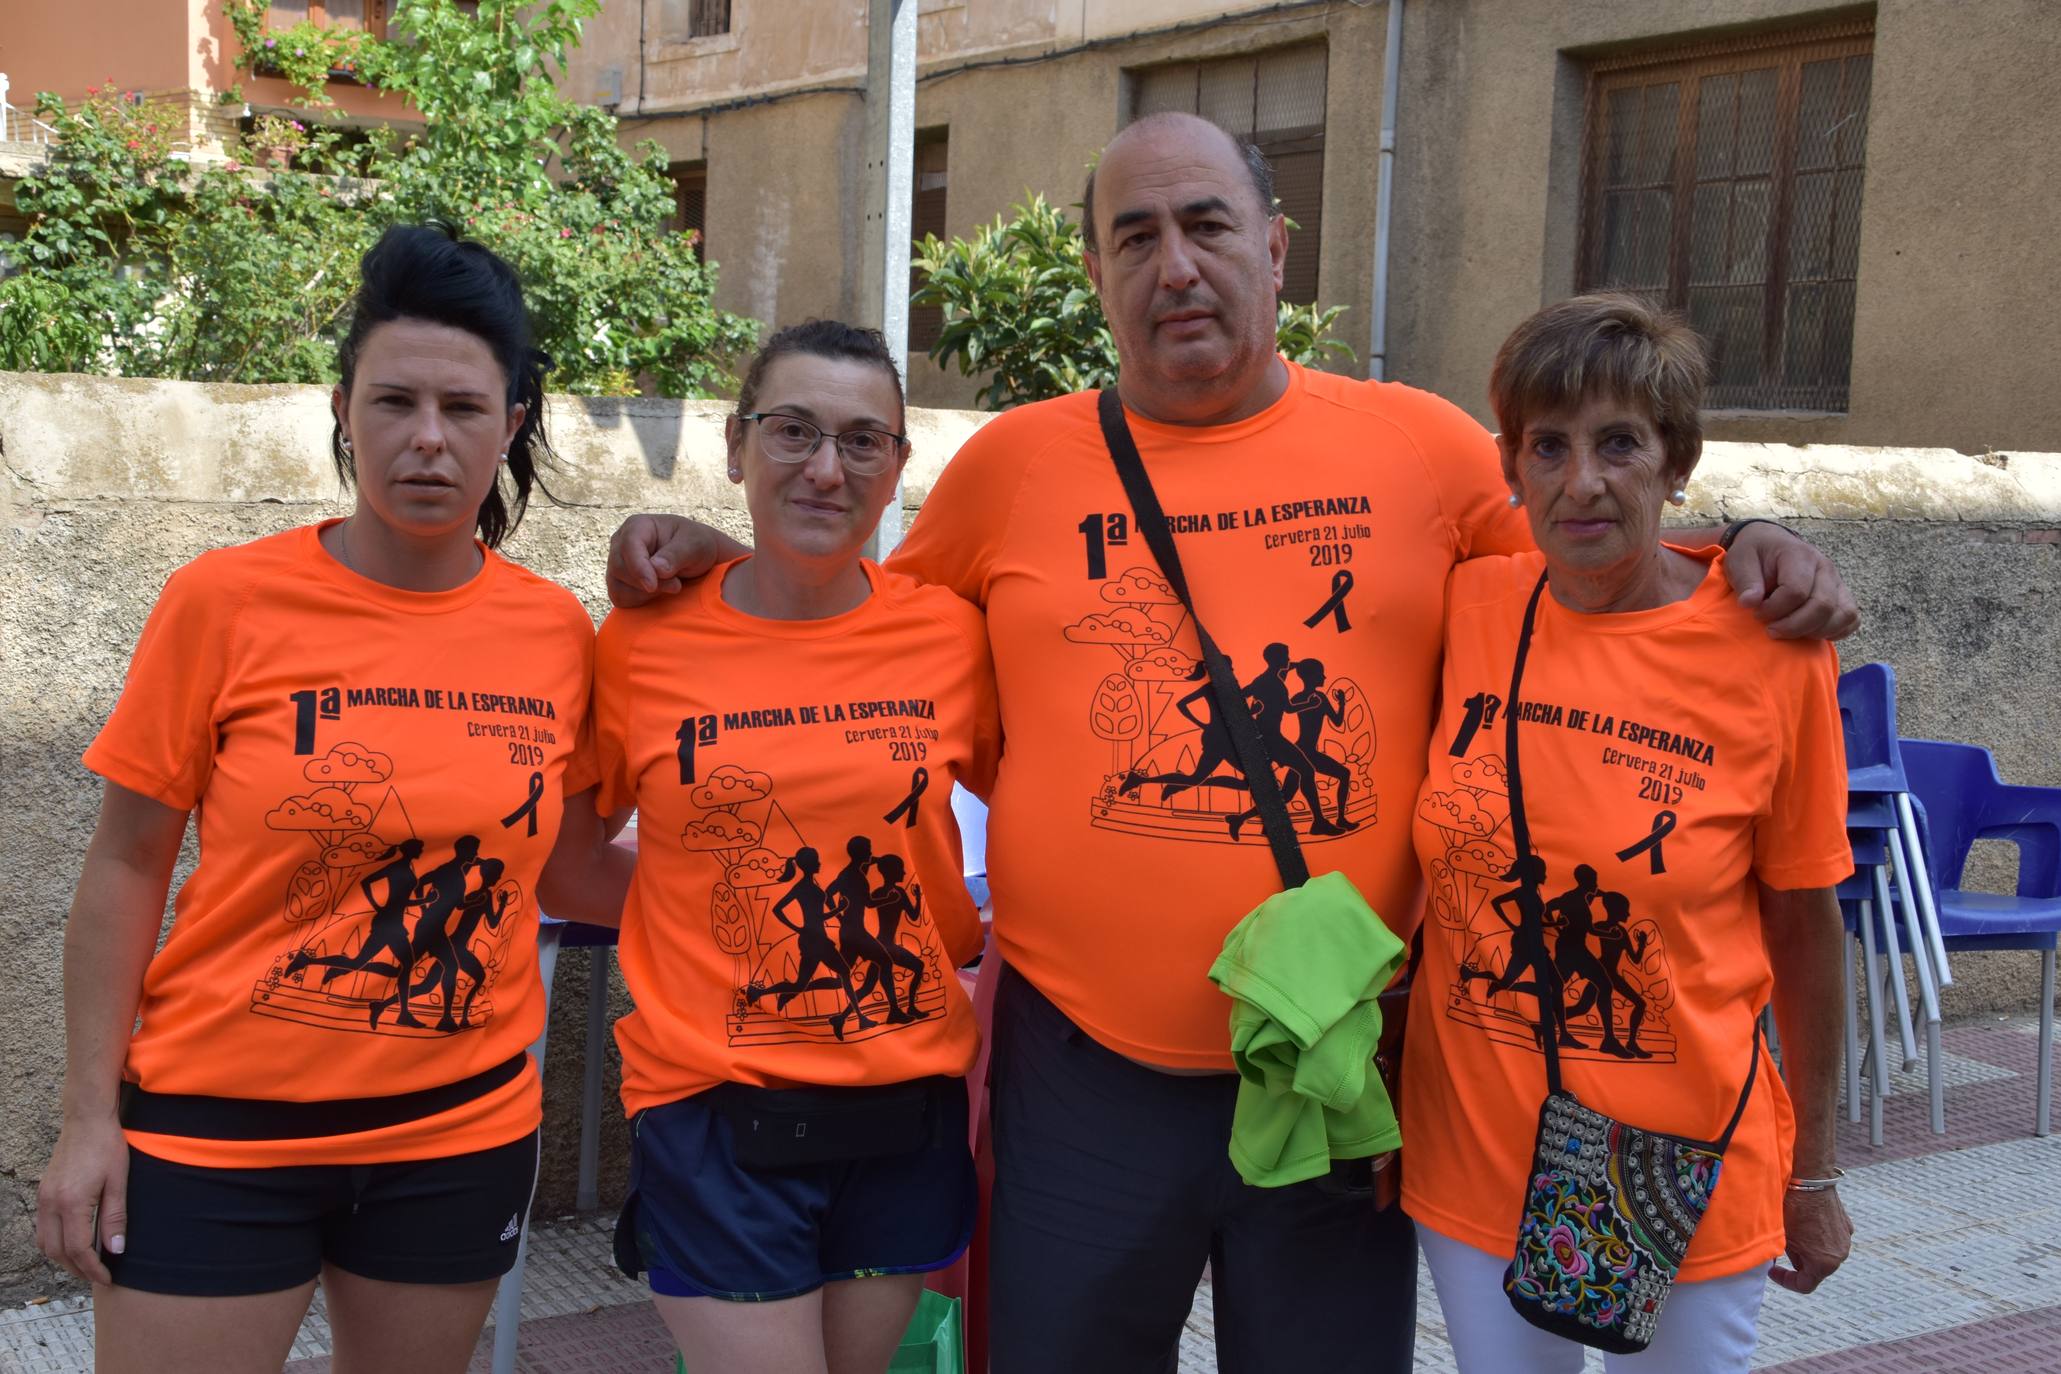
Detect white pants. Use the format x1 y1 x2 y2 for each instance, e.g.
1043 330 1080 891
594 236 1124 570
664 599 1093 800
1418 1224 1769 1374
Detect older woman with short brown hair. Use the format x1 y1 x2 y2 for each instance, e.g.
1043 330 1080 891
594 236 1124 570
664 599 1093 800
1400 294 1855 1372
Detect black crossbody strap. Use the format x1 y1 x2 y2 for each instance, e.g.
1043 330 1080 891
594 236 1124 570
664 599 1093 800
1502 570 1557 1090
1505 567 1765 1136
1095 390 1309 890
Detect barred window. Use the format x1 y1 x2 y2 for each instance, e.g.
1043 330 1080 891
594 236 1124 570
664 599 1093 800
1131 44 1328 305
669 162 707 260
1581 23 1873 411
267 1 383 35
909 132 950 352
660 0 731 41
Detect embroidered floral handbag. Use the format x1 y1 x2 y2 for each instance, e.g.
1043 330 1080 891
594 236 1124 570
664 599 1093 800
1496 570 1763 1355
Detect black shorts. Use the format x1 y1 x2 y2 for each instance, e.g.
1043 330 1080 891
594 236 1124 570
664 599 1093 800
104 1130 541 1297
621 1082 975 1302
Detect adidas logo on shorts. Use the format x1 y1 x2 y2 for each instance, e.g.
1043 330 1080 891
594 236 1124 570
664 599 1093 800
500 1214 521 1243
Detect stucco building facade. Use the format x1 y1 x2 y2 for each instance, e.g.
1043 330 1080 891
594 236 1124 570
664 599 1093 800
556 0 2059 450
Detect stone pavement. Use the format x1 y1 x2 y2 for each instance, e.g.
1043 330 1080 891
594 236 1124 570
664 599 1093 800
3 1013 2054 1373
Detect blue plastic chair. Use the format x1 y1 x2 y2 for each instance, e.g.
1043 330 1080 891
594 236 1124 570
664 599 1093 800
1838 822 1907 1144
1838 666 1947 1140
1839 664 1952 982
1900 739 2061 1137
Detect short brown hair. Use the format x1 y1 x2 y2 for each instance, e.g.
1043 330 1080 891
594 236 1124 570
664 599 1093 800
1489 293 1709 478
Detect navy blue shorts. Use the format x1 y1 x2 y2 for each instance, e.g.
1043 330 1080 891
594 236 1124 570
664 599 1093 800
622 1080 975 1302
105 1130 541 1297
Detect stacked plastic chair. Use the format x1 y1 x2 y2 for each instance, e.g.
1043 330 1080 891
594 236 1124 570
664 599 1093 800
1837 664 1950 1145
1898 739 2061 1137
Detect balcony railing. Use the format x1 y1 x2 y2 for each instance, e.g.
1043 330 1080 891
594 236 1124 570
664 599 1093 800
0 74 60 146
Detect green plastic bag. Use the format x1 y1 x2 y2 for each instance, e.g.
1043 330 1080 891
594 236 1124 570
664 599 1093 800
674 1289 964 1374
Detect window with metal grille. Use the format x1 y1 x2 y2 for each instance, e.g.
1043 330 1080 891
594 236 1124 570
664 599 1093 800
909 132 949 352
1130 44 1327 305
660 0 731 41
266 1 384 36
1580 23 1873 412
670 162 708 260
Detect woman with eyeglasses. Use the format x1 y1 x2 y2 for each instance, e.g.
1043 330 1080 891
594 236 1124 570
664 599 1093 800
589 320 1000 1373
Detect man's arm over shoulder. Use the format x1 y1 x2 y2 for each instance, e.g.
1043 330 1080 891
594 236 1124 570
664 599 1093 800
887 399 1077 604
1369 381 1534 560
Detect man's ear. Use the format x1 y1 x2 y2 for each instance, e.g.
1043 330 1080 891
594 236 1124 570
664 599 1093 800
1083 244 1103 292
1266 212 1288 295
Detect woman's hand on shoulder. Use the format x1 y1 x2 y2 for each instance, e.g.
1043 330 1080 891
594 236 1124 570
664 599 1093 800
35 1111 130 1284
605 515 745 608
1771 1185 1854 1294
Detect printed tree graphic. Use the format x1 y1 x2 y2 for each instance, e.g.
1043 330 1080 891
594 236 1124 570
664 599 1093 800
681 764 776 989
1089 672 1144 773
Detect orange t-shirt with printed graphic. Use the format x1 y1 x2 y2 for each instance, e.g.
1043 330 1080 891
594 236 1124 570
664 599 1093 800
1400 548 1851 1280
887 362 1531 1068
592 559 1000 1114
84 522 597 1169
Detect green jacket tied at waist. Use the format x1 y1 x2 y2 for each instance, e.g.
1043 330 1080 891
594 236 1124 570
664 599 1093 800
1207 869 1406 1188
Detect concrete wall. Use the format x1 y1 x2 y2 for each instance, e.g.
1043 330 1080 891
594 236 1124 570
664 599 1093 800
3 369 2059 1301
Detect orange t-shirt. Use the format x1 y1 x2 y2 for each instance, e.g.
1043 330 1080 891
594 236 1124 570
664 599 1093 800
1400 548 1851 1280
592 559 1000 1115
888 362 1531 1067
84 522 597 1168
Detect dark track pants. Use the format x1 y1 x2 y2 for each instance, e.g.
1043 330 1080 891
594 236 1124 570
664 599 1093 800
986 964 1418 1374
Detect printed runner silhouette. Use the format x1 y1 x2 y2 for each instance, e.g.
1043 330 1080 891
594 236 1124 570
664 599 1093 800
1072 567 1377 846
856 854 929 1024
405 854 511 1031
689 763 953 1049
1422 750 1678 1064
287 838 426 996
746 847 875 1040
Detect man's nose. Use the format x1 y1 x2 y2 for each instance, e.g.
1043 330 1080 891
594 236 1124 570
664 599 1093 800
1158 229 1202 291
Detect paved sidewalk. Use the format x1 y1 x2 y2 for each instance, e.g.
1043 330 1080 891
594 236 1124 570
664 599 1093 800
4 1013 2054 1373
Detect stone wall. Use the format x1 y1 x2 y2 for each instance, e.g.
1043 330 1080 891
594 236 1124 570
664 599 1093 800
3 370 2057 1300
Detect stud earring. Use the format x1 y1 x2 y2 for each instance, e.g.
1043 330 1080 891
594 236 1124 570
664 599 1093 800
1507 493 1522 508
1668 488 1688 506
340 436 352 454
497 452 509 464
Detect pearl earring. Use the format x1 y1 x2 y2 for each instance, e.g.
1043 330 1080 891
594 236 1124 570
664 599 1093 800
1508 493 1522 508
497 452 509 464
340 436 352 454
1668 488 1688 506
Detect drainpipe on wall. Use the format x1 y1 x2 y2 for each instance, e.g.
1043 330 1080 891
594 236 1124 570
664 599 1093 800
1368 0 1404 382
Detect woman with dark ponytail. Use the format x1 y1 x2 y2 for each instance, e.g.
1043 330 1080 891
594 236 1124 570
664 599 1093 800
36 224 630 1373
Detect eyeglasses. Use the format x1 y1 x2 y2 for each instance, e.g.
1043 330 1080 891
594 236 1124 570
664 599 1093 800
741 412 908 476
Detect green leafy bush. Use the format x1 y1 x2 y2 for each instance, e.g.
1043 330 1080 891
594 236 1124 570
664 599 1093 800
913 192 1355 410
0 0 757 396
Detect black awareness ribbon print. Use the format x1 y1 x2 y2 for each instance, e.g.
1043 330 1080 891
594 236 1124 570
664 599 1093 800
500 770 545 838
882 766 929 829
1302 568 1354 632
1614 809 1677 875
